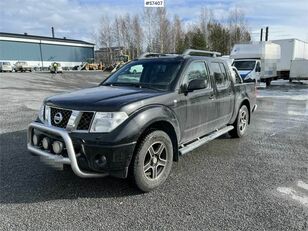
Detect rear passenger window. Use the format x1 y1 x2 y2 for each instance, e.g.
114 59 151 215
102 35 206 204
185 61 210 87
212 62 229 88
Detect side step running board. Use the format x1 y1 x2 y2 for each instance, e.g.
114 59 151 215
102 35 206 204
179 125 234 155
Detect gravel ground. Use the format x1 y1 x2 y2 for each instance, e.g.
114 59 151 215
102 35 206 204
0 72 307 230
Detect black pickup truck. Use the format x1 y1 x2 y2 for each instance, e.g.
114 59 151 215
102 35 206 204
28 51 257 192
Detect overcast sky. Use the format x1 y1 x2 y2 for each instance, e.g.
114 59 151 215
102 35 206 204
1 0 308 44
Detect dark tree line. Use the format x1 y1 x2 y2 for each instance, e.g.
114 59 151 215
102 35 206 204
97 6 251 59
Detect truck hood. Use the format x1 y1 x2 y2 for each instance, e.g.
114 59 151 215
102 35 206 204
46 86 166 112
238 70 252 78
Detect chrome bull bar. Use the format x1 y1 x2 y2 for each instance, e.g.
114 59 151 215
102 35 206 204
27 122 108 178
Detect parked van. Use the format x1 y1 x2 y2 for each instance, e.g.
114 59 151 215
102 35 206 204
0 62 13 72
231 42 281 86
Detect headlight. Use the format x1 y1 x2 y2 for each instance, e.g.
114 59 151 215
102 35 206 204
38 104 45 122
90 112 128 133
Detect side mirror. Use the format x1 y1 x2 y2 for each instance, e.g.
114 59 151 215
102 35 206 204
256 66 261 72
187 79 206 92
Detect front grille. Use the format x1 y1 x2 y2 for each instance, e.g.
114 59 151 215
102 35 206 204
77 112 94 130
50 107 72 128
49 107 94 131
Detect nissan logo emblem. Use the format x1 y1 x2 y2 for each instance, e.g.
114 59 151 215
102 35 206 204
54 112 63 124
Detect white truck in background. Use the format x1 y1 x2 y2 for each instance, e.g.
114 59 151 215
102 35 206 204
272 39 308 80
289 59 308 81
230 42 281 86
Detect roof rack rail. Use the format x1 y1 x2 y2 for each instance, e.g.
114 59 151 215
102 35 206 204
138 52 177 59
182 49 221 57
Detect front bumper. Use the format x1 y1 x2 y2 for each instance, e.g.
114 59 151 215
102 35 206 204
27 122 135 178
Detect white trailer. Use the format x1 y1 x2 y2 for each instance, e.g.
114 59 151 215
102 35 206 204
272 39 308 79
230 42 280 86
289 59 308 81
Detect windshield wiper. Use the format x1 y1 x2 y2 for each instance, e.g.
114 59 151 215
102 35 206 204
104 82 136 87
137 83 164 91
104 82 165 91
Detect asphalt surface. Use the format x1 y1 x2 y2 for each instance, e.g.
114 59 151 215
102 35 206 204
0 72 307 230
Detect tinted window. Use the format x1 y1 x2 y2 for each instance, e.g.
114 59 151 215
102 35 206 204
212 62 229 88
185 61 210 87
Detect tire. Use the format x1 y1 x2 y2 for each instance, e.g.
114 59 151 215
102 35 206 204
132 130 173 192
289 79 292 83
266 79 271 87
229 105 249 138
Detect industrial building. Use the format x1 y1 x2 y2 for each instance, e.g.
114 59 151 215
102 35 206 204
0 32 95 69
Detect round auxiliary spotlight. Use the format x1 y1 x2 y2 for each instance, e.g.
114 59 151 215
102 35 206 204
42 137 50 150
32 134 39 146
95 155 107 169
52 141 63 154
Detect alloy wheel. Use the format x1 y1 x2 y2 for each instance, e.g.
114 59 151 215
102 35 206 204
239 108 248 133
143 141 167 180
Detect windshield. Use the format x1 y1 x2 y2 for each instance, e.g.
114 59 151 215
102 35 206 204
3 62 10 65
103 60 182 91
233 61 256 71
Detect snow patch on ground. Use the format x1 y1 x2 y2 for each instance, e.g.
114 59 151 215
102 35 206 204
277 180 308 207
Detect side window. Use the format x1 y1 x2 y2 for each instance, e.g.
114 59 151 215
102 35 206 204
256 62 261 72
185 61 210 87
212 62 229 88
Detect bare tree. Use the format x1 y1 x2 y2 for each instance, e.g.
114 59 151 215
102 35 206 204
157 8 169 53
99 16 114 63
143 8 158 52
132 15 143 57
113 16 122 48
199 7 210 46
173 15 184 53
228 8 251 51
